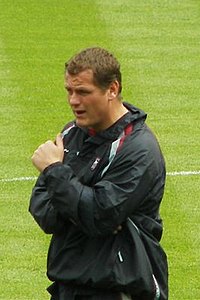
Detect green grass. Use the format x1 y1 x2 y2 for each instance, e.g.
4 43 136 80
0 182 49 299
162 176 199 298
0 0 199 299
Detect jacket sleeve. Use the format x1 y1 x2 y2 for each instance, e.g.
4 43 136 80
41 132 165 237
29 174 67 234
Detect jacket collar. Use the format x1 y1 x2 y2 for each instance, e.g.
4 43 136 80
77 102 147 144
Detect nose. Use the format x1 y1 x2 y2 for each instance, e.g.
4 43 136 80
68 92 80 106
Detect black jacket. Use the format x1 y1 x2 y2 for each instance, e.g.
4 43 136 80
29 102 168 299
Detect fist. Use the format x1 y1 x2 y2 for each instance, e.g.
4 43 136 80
32 134 64 172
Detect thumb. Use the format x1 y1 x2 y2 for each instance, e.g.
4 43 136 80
55 133 64 150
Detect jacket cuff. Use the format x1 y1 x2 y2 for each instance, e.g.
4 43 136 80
43 162 63 175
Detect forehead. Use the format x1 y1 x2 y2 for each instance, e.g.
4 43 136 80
65 69 95 87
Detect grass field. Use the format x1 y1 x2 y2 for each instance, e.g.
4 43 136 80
0 0 199 299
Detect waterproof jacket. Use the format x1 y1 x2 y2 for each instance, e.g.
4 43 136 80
29 102 168 299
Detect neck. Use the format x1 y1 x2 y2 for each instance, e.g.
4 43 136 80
90 102 129 133
110 101 129 123
98 101 128 132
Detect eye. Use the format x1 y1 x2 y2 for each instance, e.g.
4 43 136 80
78 89 90 96
66 87 73 96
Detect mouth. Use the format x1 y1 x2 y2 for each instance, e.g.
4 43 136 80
74 110 86 118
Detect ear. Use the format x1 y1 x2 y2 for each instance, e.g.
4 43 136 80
108 80 120 100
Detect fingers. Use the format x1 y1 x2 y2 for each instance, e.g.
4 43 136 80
31 135 64 172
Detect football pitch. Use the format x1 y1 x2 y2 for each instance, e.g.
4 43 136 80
0 0 199 299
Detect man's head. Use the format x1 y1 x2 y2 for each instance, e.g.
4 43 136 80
65 47 122 98
64 47 127 132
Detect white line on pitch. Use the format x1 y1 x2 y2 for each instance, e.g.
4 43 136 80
0 176 37 182
0 170 200 183
167 171 200 176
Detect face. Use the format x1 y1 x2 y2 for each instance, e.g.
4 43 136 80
65 69 113 132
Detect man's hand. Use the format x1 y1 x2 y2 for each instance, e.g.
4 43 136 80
32 134 64 172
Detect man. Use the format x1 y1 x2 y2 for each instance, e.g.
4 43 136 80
29 47 168 299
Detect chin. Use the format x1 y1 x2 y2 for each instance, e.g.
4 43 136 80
76 120 89 128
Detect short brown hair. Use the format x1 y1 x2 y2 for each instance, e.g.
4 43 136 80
65 47 122 96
